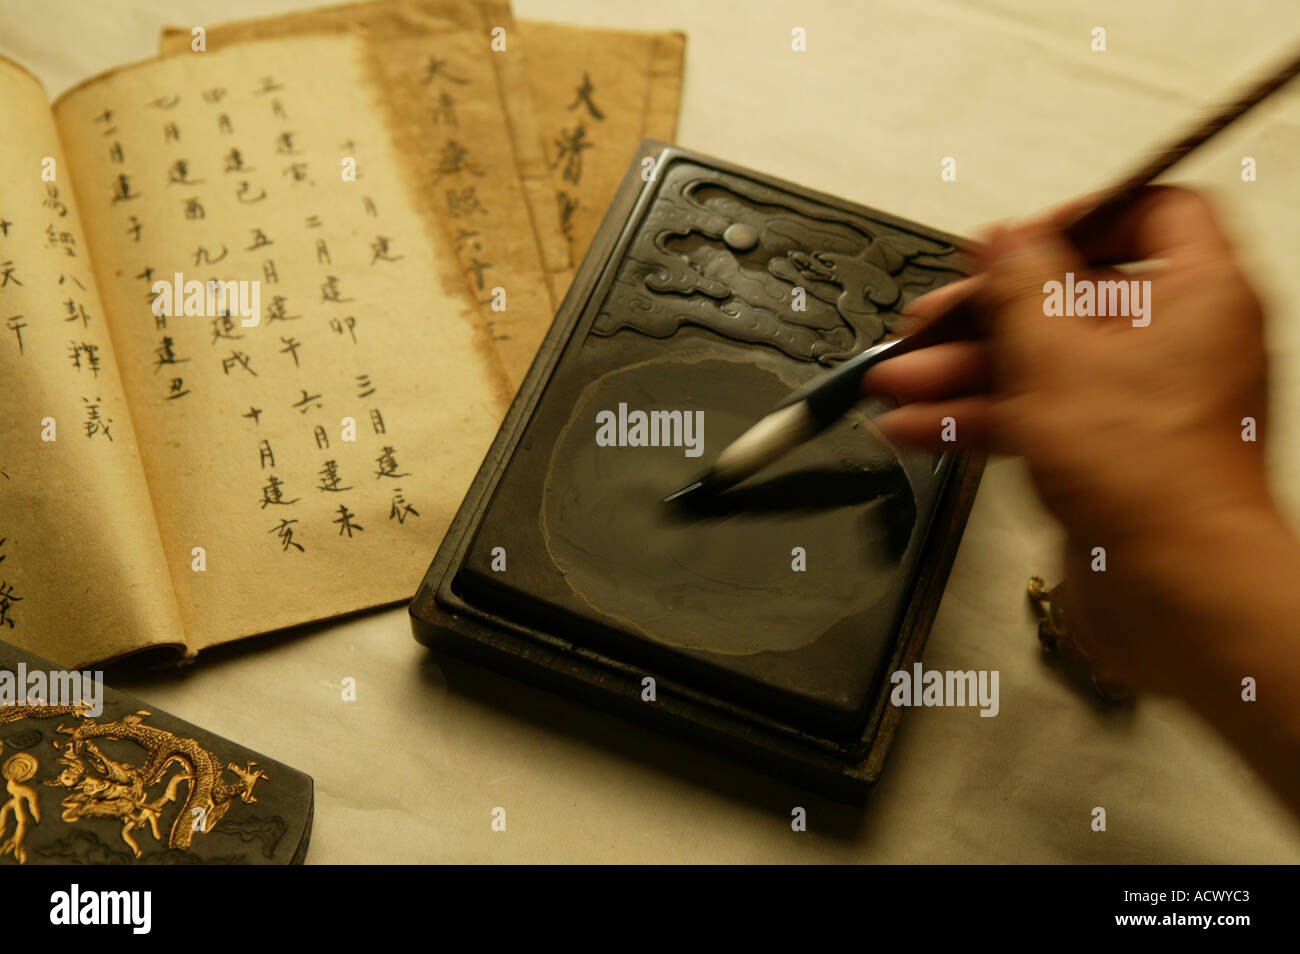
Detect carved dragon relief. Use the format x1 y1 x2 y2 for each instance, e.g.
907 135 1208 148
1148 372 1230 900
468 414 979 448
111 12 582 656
0 704 269 863
591 164 965 362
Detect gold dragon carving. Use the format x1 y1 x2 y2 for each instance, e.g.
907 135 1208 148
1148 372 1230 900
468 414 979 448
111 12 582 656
0 704 268 862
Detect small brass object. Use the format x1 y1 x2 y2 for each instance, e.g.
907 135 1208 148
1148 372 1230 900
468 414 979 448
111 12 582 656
1027 576 1131 702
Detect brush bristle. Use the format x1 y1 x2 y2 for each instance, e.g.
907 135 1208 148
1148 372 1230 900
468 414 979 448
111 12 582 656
662 474 711 504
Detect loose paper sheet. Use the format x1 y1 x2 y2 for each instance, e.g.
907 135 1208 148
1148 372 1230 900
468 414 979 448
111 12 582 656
0 56 184 668
518 20 685 267
160 0 690 365
55 34 508 652
160 0 568 388
4 0 1295 868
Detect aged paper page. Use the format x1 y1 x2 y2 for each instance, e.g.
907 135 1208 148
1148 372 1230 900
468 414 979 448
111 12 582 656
160 0 569 387
17 0 1285 866
518 21 685 266
0 57 185 667
7 0 1288 866
54 35 508 652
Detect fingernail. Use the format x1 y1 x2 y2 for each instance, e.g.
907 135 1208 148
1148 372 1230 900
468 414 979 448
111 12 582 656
900 289 936 315
978 226 1008 267
871 408 903 439
987 226 1047 266
860 372 900 407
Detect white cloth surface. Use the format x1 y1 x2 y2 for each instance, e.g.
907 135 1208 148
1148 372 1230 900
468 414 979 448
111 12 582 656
3 0 1299 862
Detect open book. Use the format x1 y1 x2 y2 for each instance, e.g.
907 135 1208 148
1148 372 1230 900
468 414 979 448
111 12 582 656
1 5 684 670
0 35 517 668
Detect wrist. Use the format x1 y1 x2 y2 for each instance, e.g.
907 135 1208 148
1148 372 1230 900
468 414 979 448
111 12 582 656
1129 500 1300 702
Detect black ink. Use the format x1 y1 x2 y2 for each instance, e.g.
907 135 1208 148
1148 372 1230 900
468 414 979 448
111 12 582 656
567 73 605 121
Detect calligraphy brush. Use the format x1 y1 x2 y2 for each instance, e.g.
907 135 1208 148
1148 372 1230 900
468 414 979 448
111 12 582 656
664 41 1300 506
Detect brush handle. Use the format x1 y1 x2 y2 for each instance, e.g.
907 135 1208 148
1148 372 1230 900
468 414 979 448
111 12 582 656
774 334 918 425
772 287 977 425
714 44 1300 492
1063 43 1300 247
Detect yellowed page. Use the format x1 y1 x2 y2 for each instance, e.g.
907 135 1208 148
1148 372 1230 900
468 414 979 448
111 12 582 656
54 35 508 652
518 22 685 265
0 57 185 667
160 0 568 387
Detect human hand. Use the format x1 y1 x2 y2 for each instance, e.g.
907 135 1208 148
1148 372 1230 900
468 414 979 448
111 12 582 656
863 187 1285 696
